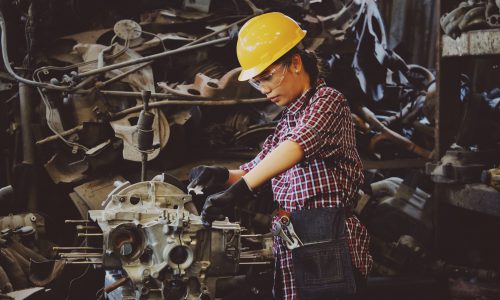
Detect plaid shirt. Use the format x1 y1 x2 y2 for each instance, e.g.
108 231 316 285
240 79 372 300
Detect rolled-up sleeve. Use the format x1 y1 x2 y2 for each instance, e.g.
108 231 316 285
285 91 345 158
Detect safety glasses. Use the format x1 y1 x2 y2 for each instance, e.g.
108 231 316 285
248 64 288 91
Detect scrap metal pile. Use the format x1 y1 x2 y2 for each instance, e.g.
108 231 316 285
441 0 500 38
0 0 498 299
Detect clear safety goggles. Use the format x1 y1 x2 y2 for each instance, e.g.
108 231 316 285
248 64 288 91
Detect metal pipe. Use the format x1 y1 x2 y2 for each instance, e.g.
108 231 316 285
53 247 102 251
110 97 268 118
19 82 38 212
104 277 130 294
65 220 90 223
358 106 432 159
77 233 103 237
64 260 102 265
95 62 151 90
0 11 68 90
19 83 34 165
37 94 268 144
36 125 83 145
76 37 230 78
76 225 100 231
59 253 102 257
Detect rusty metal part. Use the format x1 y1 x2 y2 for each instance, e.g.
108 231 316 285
7 239 46 263
0 265 13 293
406 64 435 91
427 148 499 184
69 175 126 218
29 259 66 286
441 1 487 38
243 0 264 15
76 37 230 79
382 94 426 127
110 109 169 162
108 96 269 118
357 106 432 158
35 125 83 145
72 42 170 163
104 276 130 294
0 11 67 90
44 152 88 184
5 248 29 276
0 248 29 290
157 68 252 99
0 213 45 236
486 0 500 27
318 0 365 42
458 6 487 32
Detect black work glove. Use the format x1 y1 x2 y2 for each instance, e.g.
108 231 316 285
187 165 229 195
201 178 252 226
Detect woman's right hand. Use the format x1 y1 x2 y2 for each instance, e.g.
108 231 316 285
187 166 229 195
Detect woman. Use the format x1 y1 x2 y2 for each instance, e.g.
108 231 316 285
188 12 372 300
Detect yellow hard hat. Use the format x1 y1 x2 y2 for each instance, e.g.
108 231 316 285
236 12 307 81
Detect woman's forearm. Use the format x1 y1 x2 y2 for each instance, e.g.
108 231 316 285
243 140 305 189
225 169 247 186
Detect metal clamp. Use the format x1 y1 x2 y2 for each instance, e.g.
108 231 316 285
273 213 303 250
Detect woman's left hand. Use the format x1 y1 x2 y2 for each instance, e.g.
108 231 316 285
201 178 252 226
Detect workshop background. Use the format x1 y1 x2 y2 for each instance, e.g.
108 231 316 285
0 0 499 299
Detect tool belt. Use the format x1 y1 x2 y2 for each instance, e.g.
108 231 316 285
290 207 356 299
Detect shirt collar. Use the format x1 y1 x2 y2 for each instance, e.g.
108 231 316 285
285 78 327 115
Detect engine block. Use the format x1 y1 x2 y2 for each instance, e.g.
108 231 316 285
89 180 241 299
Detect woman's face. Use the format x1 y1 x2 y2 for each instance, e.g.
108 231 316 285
249 55 311 107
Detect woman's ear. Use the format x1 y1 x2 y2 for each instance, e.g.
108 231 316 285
291 53 302 73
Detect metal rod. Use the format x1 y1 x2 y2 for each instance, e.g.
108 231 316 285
76 37 230 78
110 97 268 118
95 62 152 90
64 261 103 265
19 83 34 164
141 153 147 182
76 225 100 231
53 247 103 250
60 253 102 257
78 233 103 237
239 262 272 265
65 220 90 223
104 277 130 294
36 124 83 145
181 14 258 48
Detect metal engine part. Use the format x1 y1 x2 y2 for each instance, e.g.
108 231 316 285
426 147 500 184
89 180 242 299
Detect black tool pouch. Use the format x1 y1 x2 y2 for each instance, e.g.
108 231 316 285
290 207 356 299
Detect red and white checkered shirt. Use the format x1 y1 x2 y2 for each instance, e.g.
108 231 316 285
240 79 372 300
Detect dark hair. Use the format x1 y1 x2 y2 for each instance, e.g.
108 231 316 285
275 46 324 84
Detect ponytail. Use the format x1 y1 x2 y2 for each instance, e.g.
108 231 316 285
275 46 325 84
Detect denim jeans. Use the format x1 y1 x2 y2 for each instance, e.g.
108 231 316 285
290 207 356 299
